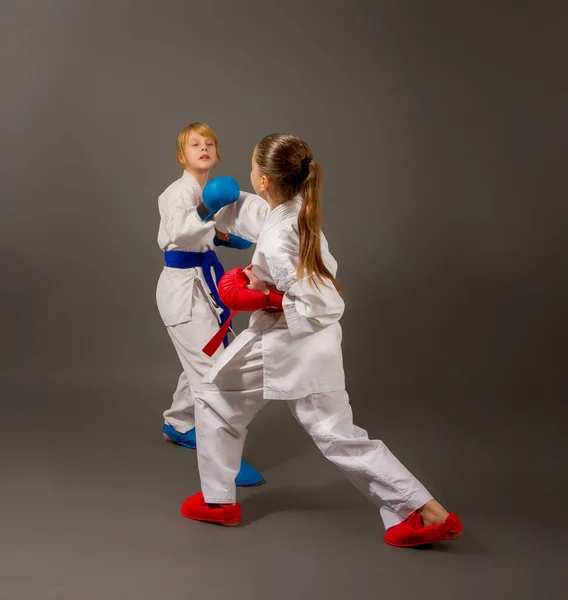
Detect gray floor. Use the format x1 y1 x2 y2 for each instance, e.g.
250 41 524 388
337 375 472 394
1 373 564 600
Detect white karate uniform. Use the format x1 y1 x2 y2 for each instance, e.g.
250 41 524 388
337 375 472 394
193 198 433 528
156 170 268 432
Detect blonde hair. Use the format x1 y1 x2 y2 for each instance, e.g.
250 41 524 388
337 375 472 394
176 122 221 167
254 133 340 293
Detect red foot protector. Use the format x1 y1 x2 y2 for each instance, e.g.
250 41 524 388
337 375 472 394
181 491 242 526
203 267 284 357
384 512 463 547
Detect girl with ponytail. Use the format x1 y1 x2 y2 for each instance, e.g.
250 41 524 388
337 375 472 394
182 134 463 548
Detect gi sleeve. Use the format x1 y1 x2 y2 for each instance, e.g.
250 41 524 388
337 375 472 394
214 192 269 243
265 234 344 339
161 194 215 246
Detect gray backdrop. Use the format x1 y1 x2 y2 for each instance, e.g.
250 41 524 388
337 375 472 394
1 1 567 599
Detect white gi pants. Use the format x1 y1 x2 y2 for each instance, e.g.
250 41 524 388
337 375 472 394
160 280 225 434
192 336 433 529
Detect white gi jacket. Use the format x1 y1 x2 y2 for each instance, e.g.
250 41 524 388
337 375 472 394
211 196 346 399
156 171 268 326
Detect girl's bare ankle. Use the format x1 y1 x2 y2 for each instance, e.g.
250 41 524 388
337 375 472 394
418 500 449 526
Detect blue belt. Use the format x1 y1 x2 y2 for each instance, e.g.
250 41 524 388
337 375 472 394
164 250 230 348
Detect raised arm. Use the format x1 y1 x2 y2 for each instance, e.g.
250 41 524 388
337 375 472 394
214 192 269 243
161 194 215 247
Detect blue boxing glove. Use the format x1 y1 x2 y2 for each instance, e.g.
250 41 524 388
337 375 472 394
197 176 240 222
214 232 253 250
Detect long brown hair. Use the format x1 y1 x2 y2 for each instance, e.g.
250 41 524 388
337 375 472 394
254 134 340 292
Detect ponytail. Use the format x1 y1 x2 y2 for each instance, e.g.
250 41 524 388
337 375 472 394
298 161 341 293
254 133 341 294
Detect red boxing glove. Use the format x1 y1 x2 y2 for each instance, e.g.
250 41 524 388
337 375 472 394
218 268 283 311
202 268 283 357
265 288 284 310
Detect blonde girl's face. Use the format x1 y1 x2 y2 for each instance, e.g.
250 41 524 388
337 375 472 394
180 132 218 171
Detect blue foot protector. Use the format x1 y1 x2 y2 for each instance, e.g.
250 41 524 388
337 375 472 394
162 423 196 449
236 459 265 487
